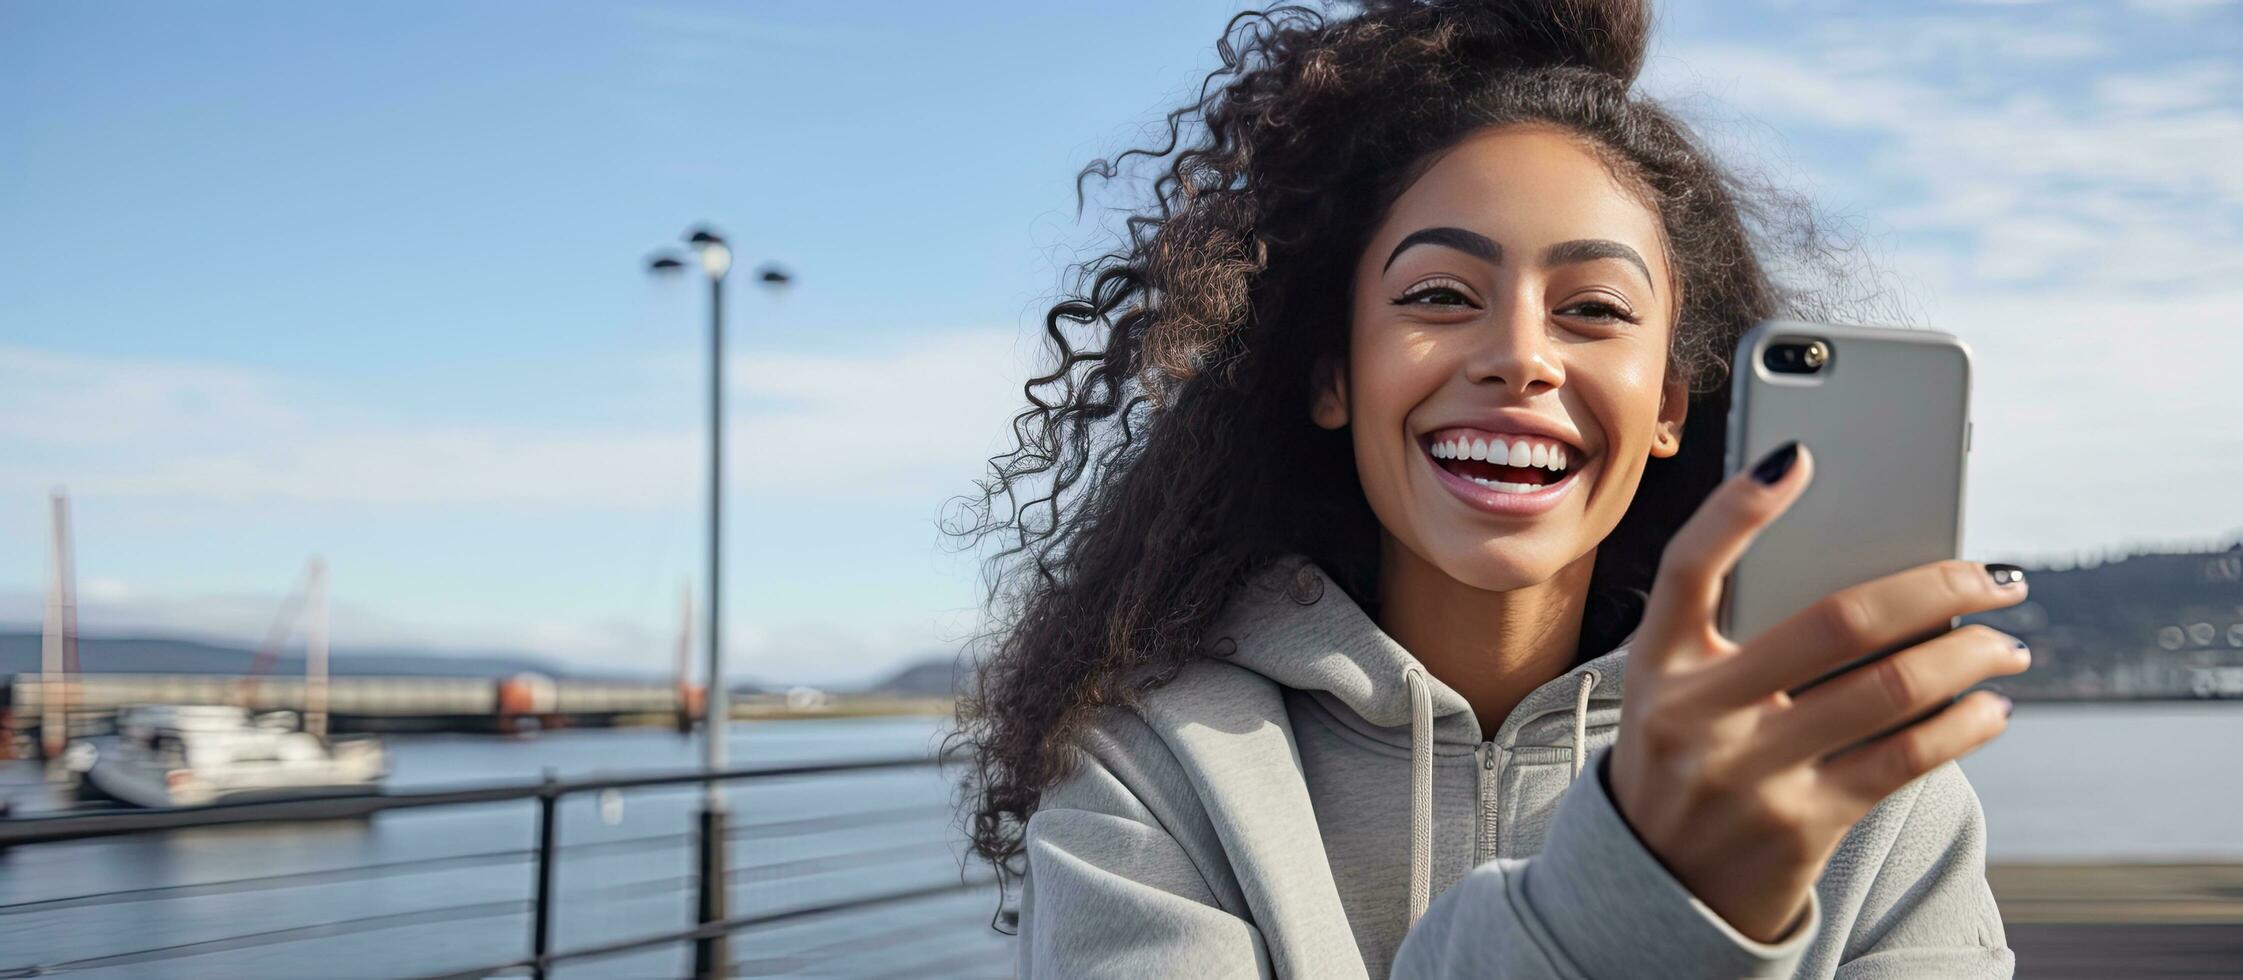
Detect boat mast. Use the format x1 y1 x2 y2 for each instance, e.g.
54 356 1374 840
234 567 313 710
674 583 693 734
305 557 329 738
40 490 78 761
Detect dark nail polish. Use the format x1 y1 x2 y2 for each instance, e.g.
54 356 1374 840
1751 441 1801 485
1986 563 2026 588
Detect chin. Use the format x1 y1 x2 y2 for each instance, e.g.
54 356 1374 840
1428 537 1576 593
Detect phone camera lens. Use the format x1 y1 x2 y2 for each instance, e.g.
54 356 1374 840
1764 340 1829 375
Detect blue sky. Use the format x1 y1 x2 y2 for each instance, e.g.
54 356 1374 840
4 0 2239 685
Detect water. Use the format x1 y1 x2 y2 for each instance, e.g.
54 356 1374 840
0 717 1006 978
1962 701 2243 862
0 705 2235 977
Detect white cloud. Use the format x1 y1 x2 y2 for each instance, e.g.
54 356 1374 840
0 583 523 662
2127 0 2240 16
0 347 309 446
0 330 1041 682
0 329 1036 509
1934 285 2243 556
1651 11 2243 298
79 577 133 603
1656 45 2243 207
2095 62 2240 113
1645 4 2243 560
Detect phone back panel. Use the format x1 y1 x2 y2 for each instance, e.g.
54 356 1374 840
1720 320 1972 644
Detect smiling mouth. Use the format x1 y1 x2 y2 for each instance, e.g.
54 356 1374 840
1423 430 1579 494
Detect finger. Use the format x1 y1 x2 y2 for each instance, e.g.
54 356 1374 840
1752 625 2030 766
1637 441 1814 661
1817 690 2009 806
1713 560 2030 702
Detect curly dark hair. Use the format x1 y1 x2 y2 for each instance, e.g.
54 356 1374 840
946 0 1878 905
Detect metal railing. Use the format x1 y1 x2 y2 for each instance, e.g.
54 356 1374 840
0 753 991 979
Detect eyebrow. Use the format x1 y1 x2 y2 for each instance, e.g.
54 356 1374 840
1382 226 1500 272
1383 226 1656 295
1543 238 1656 294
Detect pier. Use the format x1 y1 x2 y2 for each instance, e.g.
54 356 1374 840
0 673 949 758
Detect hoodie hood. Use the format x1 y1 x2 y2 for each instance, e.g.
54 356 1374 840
1207 558 1633 927
1210 558 1632 747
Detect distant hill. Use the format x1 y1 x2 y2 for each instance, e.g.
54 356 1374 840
0 632 565 679
1967 541 2243 700
867 654 965 696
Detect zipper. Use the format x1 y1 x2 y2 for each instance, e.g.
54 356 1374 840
1469 668 1600 863
1474 740 1498 862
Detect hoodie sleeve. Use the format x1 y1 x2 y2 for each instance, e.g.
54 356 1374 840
1391 745 1819 979
1824 761 2014 979
1017 741 1272 979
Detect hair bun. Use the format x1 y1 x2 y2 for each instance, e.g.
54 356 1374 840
1378 0 1651 85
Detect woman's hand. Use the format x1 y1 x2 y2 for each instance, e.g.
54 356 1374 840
1605 441 2031 943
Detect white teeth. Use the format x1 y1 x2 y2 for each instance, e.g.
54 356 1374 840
1432 432 1576 473
1470 476 1542 494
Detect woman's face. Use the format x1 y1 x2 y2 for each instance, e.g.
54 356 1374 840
1315 123 1687 593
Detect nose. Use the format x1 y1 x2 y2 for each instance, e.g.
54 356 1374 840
1461 301 1565 397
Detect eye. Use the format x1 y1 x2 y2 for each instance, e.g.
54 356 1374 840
1556 297 1642 325
1392 277 1479 309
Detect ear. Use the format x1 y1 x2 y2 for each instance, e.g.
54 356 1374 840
1649 372 1688 458
1310 354 1351 430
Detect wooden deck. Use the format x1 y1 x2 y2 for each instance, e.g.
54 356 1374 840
1992 863 2243 978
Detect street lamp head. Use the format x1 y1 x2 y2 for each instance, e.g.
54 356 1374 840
647 254 688 275
756 264 792 289
685 228 731 280
696 242 732 280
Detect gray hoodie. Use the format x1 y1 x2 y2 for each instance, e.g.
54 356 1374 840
1016 559 2013 978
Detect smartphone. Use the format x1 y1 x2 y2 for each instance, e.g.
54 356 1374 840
1720 320 1972 692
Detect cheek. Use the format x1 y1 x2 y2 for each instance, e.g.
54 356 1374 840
1584 342 1671 437
1343 326 1448 520
1348 325 1445 426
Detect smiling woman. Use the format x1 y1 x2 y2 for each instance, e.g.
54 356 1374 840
1313 125 1696 727
949 1 2022 977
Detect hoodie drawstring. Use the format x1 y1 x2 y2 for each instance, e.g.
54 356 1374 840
1571 670 1597 782
1403 666 1434 928
1402 666 1599 928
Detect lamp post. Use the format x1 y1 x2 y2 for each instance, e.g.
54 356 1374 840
646 226 790 979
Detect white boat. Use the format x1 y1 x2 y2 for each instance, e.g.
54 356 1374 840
38 504 385 809
76 704 388 808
